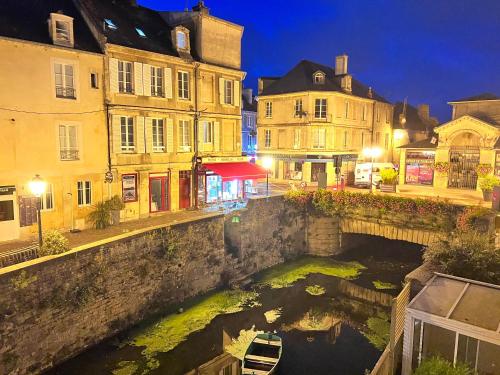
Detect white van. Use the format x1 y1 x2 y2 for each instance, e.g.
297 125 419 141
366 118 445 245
354 162 395 188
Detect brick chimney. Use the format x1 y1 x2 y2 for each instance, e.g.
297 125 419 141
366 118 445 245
335 54 348 76
341 75 352 93
418 104 430 120
192 0 210 14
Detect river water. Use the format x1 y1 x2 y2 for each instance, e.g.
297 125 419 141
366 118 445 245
48 236 422 375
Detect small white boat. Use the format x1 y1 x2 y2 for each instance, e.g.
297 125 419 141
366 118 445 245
241 333 282 375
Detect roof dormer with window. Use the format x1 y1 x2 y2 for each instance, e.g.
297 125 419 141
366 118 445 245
49 12 74 48
313 71 325 85
172 26 190 53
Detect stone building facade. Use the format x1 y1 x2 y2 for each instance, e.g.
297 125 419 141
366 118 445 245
256 55 394 187
242 88 257 156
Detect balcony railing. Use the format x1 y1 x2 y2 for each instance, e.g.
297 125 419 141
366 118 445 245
56 86 76 99
60 149 79 161
291 113 333 123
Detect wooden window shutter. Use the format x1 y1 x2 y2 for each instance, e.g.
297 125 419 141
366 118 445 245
166 118 174 152
218 78 225 104
164 67 173 99
109 58 119 93
134 62 144 95
214 121 220 151
143 64 152 97
136 116 145 153
144 117 153 153
198 122 204 152
234 80 240 107
112 115 122 153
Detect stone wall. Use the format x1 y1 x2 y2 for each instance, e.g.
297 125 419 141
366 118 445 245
0 214 226 375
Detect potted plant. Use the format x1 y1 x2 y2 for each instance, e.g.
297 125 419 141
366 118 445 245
434 161 450 175
476 163 493 178
104 195 125 225
478 175 500 201
379 168 398 193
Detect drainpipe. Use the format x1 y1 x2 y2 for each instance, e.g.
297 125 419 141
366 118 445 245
193 63 200 209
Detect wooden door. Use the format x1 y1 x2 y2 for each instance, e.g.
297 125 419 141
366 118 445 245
179 170 191 209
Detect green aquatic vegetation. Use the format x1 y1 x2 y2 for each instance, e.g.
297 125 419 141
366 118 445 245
372 280 397 290
225 325 264 360
112 361 139 375
129 290 259 359
264 308 282 323
257 257 365 289
363 312 390 350
305 285 326 295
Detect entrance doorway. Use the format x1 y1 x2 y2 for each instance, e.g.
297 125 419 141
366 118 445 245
448 147 480 189
149 175 169 212
0 186 19 241
179 170 191 209
311 162 326 182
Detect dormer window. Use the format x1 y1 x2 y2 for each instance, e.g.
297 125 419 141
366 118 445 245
104 18 117 30
49 13 74 47
313 71 325 84
172 26 190 53
135 27 146 38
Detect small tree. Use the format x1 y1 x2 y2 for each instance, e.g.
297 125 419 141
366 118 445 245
413 357 471 375
39 230 69 256
87 202 112 229
424 230 500 284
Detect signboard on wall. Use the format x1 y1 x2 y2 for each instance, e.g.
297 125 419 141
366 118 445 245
0 185 15 195
122 174 137 203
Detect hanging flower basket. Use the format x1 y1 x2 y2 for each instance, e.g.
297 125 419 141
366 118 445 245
476 163 493 178
434 162 450 174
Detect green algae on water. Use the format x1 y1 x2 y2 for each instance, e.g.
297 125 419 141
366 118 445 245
112 361 139 375
305 285 326 296
372 280 397 290
264 308 282 323
257 256 365 289
362 312 390 350
129 290 259 358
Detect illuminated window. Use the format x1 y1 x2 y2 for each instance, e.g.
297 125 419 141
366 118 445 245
176 31 187 49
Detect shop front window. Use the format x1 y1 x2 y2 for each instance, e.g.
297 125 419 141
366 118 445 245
206 175 221 203
405 151 435 185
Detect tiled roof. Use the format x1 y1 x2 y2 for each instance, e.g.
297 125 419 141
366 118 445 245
398 137 438 149
259 60 389 103
450 93 500 103
0 0 101 53
392 102 437 131
79 0 179 57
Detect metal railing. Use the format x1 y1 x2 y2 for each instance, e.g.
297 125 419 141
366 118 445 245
0 244 39 268
60 149 79 161
55 86 76 99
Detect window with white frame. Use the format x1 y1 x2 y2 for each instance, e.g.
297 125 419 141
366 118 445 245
120 116 135 151
54 63 75 99
178 120 191 151
41 184 54 211
265 101 272 118
202 121 213 143
312 128 326 149
314 98 327 119
59 124 79 160
294 99 303 117
77 181 92 206
152 119 165 152
50 13 74 47
118 61 133 93
151 66 164 97
178 71 189 99
345 101 350 118
293 128 301 149
264 129 271 148
313 71 325 84
224 80 233 105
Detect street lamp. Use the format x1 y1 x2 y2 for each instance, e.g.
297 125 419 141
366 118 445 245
362 147 382 192
262 156 273 196
29 174 47 248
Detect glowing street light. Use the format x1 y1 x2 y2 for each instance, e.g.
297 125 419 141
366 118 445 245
29 174 47 248
262 156 273 196
362 147 382 192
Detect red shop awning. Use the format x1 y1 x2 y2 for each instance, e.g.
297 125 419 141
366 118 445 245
203 162 267 181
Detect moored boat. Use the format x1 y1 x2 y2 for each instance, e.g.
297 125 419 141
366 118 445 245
241 333 282 375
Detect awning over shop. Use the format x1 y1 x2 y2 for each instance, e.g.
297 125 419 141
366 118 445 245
203 162 267 181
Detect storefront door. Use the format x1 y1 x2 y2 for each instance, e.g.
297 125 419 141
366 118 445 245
448 147 479 189
149 175 169 212
0 186 19 241
179 171 191 209
311 162 326 182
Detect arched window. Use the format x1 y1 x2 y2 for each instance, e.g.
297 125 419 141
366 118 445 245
313 71 325 84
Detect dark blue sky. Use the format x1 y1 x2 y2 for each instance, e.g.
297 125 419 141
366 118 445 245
140 0 500 122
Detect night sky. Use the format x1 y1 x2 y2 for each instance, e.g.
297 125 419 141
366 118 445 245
139 0 500 122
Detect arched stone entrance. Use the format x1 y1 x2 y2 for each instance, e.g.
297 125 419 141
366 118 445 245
448 132 480 189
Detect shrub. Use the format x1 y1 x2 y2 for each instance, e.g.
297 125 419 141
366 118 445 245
39 230 69 256
104 195 125 211
284 190 313 207
424 230 500 284
476 163 493 178
87 201 112 229
478 175 500 192
413 357 472 375
380 168 398 185
434 162 450 174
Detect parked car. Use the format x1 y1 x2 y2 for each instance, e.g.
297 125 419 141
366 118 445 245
354 162 395 188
